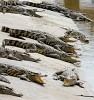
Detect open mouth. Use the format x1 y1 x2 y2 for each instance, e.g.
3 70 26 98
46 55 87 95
63 79 75 86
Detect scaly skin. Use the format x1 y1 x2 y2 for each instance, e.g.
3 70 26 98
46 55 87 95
21 1 93 22
0 63 45 85
63 28 89 43
1 26 77 54
0 84 23 97
54 68 84 88
0 0 92 21
0 46 40 62
0 0 22 6
2 39 80 64
0 5 42 17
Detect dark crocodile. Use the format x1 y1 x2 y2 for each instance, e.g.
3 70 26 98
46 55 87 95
0 0 93 21
63 28 89 43
0 5 42 18
2 39 80 64
0 84 23 97
0 63 45 85
0 46 40 62
1 26 77 54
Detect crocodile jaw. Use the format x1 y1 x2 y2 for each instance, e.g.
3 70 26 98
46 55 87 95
63 78 77 86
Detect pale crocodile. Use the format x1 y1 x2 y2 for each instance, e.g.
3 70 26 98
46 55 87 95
0 63 45 85
2 39 80 64
1 26 77 54
53 68 84 88
0 46 40 62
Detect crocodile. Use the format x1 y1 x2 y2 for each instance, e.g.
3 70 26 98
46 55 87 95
21 1 93 22
0 0 93 22
2 39 80 64
63 28 89 43
53 68 84 88
0 46 40 62
0 84 23 97
1 26 77 54
0 5 42 17
0 63 45 85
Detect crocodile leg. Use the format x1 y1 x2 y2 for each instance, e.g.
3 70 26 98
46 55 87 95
18 75 30 82
25 9 42 18
76 81 84 88
20 53 41 62
0 46 21 61
2 40 6 48
2 7 7 14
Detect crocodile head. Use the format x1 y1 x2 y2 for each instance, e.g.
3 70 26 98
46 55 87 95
54 68 79 87
63 44 77 54
62 54 80 64
64 29 89 44
63 78 77 86
77 35 89 44
63 68 78 86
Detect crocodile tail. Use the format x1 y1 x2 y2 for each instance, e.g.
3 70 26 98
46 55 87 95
2 39 31 50
2 39 20 48
2 39 11 48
